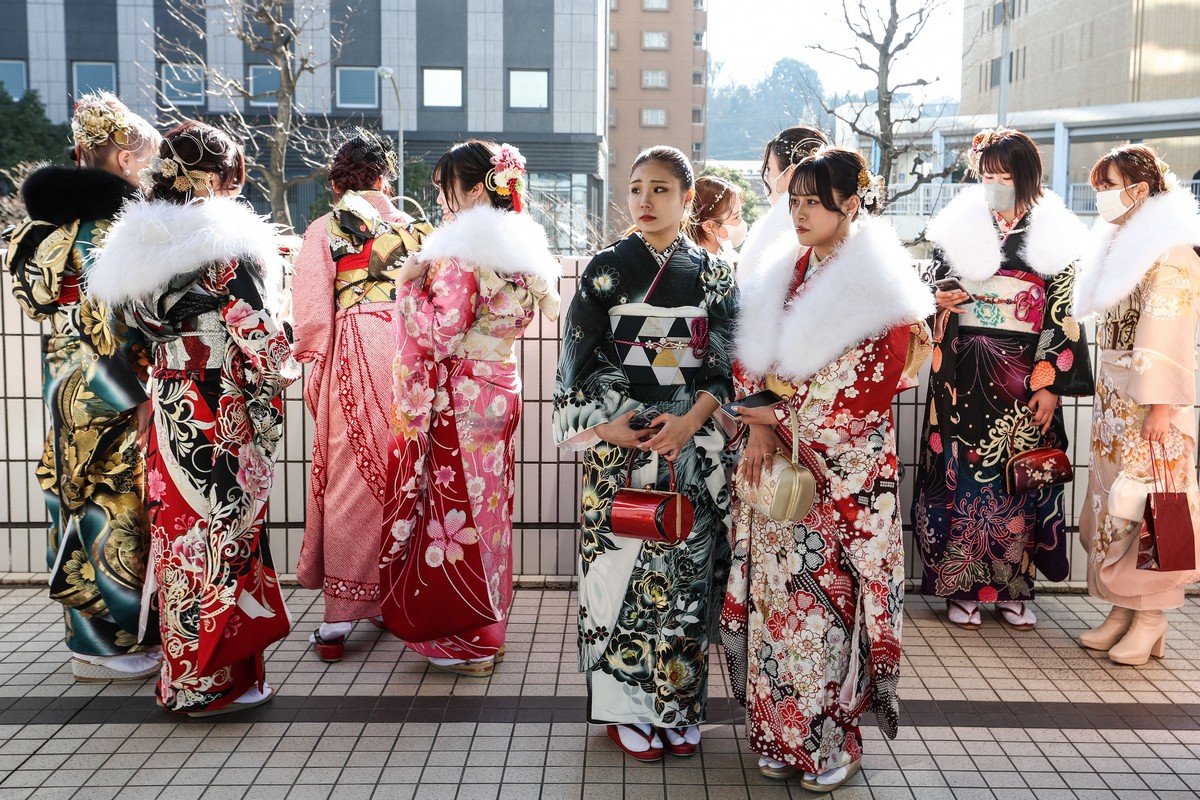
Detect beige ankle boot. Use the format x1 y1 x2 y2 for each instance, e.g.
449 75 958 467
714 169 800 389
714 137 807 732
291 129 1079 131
1108 610 1167 666
1079 605 1133 651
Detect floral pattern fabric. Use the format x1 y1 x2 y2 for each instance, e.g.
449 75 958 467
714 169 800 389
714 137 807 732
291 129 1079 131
7 214 155 656
1080 257 1200 609
129 257 299 714
913 217 1094 603
552 234 736 726
380 249 558 659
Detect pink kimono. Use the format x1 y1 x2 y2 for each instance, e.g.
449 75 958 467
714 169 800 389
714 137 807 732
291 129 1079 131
379 204 560 660
293 191 426 622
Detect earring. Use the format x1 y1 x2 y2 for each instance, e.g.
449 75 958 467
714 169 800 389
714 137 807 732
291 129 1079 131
123 169 131 176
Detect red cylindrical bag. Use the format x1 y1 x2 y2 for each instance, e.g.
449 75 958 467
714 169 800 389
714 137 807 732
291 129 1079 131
609 454 694 544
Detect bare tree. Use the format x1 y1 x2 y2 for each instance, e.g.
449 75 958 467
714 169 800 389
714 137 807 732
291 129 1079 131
156 0 352 229
809 0 959 204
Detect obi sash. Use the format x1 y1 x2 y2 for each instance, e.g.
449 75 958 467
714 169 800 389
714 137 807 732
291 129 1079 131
610 303 708 387
958 269 1046 335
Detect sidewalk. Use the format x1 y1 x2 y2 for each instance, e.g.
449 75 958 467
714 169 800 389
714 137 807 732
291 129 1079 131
2 586 1200 799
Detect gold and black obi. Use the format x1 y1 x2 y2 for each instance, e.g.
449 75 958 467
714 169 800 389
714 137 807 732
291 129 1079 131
326 191 431 310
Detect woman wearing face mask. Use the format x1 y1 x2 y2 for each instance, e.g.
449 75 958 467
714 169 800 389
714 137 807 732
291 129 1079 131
553 146 736 761
723 147 932 788
912 128 1094 632
688 176 746 258
1073 144 1200 665
4 91 161 682
89 121 300 715
378 140 559 677
737 125 829 283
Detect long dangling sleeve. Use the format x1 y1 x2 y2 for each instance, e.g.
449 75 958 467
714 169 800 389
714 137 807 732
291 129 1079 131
291 218 337 415
1030 263 1095 397
691 255 737 407
1127 256 1198 407
395 256 479 363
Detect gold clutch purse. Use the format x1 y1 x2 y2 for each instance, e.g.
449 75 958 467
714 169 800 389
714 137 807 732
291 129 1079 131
741 407 820 523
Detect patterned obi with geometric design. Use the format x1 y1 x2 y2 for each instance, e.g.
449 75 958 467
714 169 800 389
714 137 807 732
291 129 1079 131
610 303 709 387
958 269 1046 335
334 246 398 310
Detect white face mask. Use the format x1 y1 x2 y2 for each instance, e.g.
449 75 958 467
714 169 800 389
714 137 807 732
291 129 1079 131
1095 186 1134 223
982 182 1017 213
722 218 748 249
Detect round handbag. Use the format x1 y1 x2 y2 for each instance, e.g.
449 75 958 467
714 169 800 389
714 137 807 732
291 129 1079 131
740 406 821 523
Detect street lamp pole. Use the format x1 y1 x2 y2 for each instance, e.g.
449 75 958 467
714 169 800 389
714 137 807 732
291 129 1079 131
376 66 404 199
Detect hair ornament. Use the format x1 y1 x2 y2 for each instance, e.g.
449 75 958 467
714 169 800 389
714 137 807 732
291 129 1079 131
856 169 886 209
786 138 821 165
967 129 1001 175
485 143 527 213
140 156 209 194
71 101 134 151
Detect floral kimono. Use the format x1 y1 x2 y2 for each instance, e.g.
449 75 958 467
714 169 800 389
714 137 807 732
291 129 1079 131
293 190 428 622
721 216 933 774
380 204 559 660
553 232 736 728
1073 188 1200 609
4 165 155 656
89 197 300 714
913 187 1094 602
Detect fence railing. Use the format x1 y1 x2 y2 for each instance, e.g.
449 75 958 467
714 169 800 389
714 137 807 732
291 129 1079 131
1 256 1197 586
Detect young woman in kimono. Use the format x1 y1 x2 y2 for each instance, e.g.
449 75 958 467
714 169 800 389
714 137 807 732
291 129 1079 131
553 146 736 761
89 121 299 715
4 92 161 682
912 128 1094 631
723 147 933 788
293 130 429 662
379 140 559 676
1074 145 1200 665
737 125 828 283
688 176 745 259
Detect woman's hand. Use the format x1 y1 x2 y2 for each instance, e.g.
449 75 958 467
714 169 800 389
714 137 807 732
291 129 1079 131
741 424 783 488
1142 404 1172 444
595 411 656 449
1027 388 1058 434
640 412 703 462
935 289 970 314
396 257 427 284
135 401 153 448
730 402 782 428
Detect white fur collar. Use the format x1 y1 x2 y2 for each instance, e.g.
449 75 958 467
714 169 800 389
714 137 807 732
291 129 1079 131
418 204 561 281
736 196 793 285
734 215 935 383
87 197 286 306
1072 188 1200 318
925 186 1087 281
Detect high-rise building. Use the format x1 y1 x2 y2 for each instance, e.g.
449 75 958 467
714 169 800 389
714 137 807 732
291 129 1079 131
0 0 609 240
606 0 707 226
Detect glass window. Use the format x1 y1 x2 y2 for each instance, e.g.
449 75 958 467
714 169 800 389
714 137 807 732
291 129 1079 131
0 60 26 98
641 108 667 127
422 68 463 108
161 63 205 107
608 107 616 127
248 65 279 107
609 69 617 89
643 0 669 9
609 31 617 49
642 70 668 89
337 67 378 108
693 30 705 48
73 62 116 97
509 70 549 110
642 31 668 49
692 106 703 124
692 70 704 86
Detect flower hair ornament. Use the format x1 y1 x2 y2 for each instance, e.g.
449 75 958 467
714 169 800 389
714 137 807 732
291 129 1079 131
71 100 134 153
967 129 1000 176
857 169 886 210
139 156 210 195
485 143 528 213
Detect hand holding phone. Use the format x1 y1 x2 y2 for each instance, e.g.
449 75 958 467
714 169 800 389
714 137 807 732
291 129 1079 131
934 277 973 310
629 406 664 431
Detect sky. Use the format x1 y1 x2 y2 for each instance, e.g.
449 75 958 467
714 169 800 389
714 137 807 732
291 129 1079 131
707 0 965 101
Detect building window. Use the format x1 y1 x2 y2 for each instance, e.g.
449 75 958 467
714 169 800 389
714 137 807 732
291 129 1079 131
422 68 462 108
694 0 706 8
641 108 667 127
160 63 204 106
642 31 668 50
692 141 703 156
693 30 705 48
0 60 27 98
642 70 668 89
643 0 669 9
509 69 549 110
692 70 704 87
248 65 279 107
336 67 378 108
608 107 616 127
692 106 703 124
609 69 617 89
73 62 116 97
609 0 617 8
609 31 617 49
989 56 1003 89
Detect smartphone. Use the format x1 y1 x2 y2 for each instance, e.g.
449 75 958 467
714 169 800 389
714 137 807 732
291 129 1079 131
629 406 663 431
718 390 783 423
934 278 974 304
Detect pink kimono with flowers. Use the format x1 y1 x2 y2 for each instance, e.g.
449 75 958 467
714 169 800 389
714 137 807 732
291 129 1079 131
379 205 559 659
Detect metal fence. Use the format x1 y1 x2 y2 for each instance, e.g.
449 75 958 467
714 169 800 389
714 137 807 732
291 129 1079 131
0 256 1195 586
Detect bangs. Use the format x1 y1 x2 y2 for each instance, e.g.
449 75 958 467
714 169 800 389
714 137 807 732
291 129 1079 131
977 147 1012 176
788 162 824 197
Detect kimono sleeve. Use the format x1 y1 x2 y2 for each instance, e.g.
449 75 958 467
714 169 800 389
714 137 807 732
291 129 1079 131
1127 258 1197 407
396 256 478 362
1030 263 1094 397
6 219 77 321
221 261 301 403
552 253 639 451
290 220 336 415
692 255 736 406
